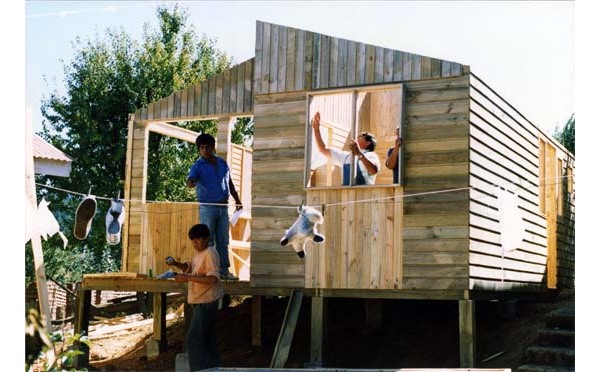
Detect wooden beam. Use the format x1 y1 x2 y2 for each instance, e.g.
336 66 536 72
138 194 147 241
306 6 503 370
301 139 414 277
458 299 476 368
252 296 262 347
270 289 304 368
25 108 52 332
146 121 198 143
309 295 324 367
73 289 92 369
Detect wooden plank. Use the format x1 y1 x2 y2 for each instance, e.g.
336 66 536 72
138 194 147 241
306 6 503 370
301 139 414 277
319 34 330 89
309 296 324 366
365 44 375 84
346 40 356 86
295 29 305 91
194 83 201 117
383 48 394 83
411 54 421 80
304 31 314 91
230 65 239 114
201 78 209 115
421 56 432 79
356 42 366 85
173 90 181 118
277 25 287 92
329 37 338 88
402 52 412 81
269 24 279 93
244 59 253 113
261 22 271 94
254 22 264 95
252 296 262 347
285 27 296 92
337 38 348 87
374 46 384 83
215 72 223 114
459 300 475 368
223 68 231 114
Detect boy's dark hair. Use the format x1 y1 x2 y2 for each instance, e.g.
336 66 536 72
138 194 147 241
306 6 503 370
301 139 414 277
188 224 210 240
195 133 216 148
361 132 377 152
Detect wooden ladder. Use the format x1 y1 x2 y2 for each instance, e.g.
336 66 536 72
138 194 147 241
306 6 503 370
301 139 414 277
270 289 304 368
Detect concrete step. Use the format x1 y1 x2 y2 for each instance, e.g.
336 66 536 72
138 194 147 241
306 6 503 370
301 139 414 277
544 305 575 330
524 346 575 366
517 363 575 372
536 328 575 347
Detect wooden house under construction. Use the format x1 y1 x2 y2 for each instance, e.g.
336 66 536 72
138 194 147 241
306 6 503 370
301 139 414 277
116 20 575 367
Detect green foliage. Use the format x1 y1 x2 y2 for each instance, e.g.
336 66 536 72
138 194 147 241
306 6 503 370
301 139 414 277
26 308 91 371
231 117 254 147
33 4 232 285
553 113 575 155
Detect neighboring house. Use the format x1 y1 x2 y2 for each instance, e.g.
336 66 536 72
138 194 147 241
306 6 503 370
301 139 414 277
32 134 72 177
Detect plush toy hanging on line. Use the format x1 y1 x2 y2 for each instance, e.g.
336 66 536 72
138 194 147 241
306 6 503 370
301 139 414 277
280 202 325 258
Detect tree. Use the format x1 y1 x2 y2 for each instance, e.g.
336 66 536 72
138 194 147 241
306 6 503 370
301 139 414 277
33 4 232 285
553 113 575 155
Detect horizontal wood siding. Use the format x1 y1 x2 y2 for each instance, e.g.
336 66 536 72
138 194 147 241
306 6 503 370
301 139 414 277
250 91 308 288
399 75 471 290
253 21 464 95
134 59 254 122
468 72 574 291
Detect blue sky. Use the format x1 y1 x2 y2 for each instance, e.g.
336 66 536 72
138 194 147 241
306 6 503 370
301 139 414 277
24 1 575 135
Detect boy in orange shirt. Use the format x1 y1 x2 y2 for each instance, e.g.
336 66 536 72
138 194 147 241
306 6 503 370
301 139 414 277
166 224 224 371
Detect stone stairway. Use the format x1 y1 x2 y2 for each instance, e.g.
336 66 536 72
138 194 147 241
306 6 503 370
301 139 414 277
517 304 575 372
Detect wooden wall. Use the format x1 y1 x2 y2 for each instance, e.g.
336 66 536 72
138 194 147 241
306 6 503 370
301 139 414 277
250 91 309 288
467 72 574 291
305 186 403 289
253 21 464 95
133 58 254 121
399 75 471 290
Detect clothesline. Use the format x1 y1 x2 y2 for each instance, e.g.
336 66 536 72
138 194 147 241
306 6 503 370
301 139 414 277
35 173 573 213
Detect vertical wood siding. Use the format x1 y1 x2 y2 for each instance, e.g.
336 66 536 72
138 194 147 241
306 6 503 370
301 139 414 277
134 58 254 122
468 72 574 291
253 21 463 95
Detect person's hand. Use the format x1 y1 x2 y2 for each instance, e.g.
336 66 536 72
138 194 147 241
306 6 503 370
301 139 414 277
186 179 197 187
235 204 243 211
312 112 321 130
165 256 175 265
174 273 187 283
394 137 403 148
350 140 361 156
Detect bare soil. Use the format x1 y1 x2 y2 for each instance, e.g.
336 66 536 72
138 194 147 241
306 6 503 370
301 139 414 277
86 289 574 371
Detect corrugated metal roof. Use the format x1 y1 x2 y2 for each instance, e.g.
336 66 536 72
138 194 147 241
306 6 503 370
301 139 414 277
33 134 72 163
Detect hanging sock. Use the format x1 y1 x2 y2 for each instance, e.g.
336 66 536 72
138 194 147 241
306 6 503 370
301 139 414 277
74 193 97 240
106 198 125 245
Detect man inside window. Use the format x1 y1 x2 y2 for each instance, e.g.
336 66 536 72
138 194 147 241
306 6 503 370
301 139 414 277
311 111 380 185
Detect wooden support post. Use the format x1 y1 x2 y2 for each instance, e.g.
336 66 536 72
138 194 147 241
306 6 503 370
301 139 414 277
73 288 92 369
270 290 304 368
309 294 324 367
147 292 168 359
365 298 383 331
252 295 262 347
459 299 476 368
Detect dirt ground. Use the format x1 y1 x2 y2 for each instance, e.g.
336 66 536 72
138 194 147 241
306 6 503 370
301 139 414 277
85 289 574 371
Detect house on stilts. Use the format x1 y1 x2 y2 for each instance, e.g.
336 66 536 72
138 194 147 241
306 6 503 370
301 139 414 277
77 20 575 369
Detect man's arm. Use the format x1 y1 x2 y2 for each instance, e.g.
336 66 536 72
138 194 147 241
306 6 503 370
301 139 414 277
350 140 379 176
385 137 402 170
228 178 243 210
312 112 332 158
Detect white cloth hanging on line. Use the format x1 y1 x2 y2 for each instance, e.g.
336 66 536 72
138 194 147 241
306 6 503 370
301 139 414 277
496 186 525 253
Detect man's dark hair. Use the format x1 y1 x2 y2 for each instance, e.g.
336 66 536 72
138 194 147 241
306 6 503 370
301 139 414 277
195 133 216 148
188 224 210 240
361 132 377 152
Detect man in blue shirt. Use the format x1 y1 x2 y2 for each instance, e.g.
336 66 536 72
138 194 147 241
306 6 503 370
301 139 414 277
187 133 242 280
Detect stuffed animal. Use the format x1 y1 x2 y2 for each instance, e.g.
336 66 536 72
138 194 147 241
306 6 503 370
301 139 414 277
280 203 325 258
